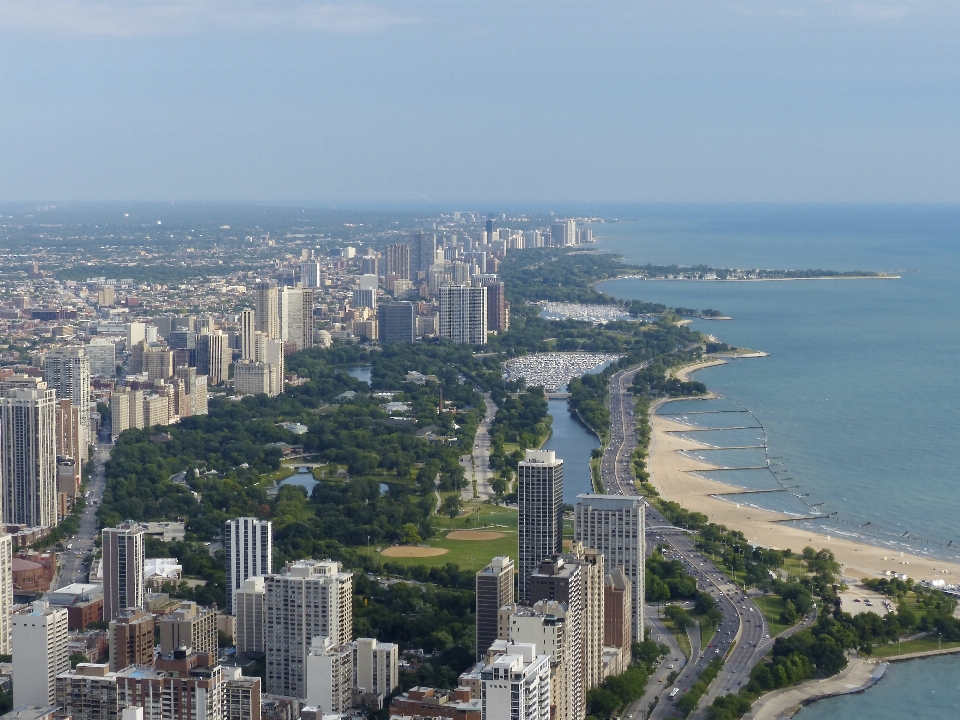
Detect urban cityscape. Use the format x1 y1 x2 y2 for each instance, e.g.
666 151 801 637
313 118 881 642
3 3 958 720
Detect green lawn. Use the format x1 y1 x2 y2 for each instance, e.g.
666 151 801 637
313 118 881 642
752 595 793 637
870 636 960 658
661 618 692 659
258 467 295 487
357 502 521 574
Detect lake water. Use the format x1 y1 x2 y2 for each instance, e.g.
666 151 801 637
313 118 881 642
542 398 600 504
347 365 372 384
588 203 960 719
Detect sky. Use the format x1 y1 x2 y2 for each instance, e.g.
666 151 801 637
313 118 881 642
1 0 960 204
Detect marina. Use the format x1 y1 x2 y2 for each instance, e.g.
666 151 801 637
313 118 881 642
503 352 621 392
539 301 632 324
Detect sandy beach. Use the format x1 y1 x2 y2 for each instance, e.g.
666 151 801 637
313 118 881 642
649 360 960 582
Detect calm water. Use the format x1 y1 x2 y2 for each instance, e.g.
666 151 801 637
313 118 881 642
542 398 600 504
795 656 960 719
590 203 960 718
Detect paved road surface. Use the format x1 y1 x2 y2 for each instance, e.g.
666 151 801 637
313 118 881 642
54 441 111 589
600 365 773 719
461 394 497 501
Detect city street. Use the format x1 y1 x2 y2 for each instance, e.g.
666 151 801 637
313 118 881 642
461 394 497 501
54 441 111 590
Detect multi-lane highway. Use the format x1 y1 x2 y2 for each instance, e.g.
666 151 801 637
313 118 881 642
601 366 771 719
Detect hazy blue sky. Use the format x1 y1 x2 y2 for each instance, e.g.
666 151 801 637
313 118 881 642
2 1 959 204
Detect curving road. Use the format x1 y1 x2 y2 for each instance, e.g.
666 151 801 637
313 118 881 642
601 366 772 719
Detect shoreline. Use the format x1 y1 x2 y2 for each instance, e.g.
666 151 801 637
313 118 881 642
648 359 960 582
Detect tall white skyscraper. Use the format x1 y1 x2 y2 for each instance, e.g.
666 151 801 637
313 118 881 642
239 309 256 361
518 450 563 600
264 339 285 396
86 338 117 377
12 600 69 706
438 285 487 345
481 642 552 720
574 494 646 641
279 286 314 352
225 517 272 615
102 522 145 621
126 322 146 349
1 381 58 528
254 280 280 340
0 534 11 655
44 346 91 451
264 560 353 698
301 261 322 288
306 635 353 713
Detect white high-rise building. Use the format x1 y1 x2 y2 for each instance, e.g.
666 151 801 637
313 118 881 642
86 338 117 377
126 322 146 350
1 381 58 528
12 600 69 706
305 635 353 714
234 362 273 397
301 261 322 288
574 495 645 641
264 560 353 698
279 286 314 352
44 346 91 451
518 450 563 600
352 637 398 698
481 642 551 720
225 517 272 615
235 576 266 655
264 339 285 396
503 602 573 720
438 285 487 345
254 281 280 340
0 534 11 655
239 308 256 361
102 523 145 622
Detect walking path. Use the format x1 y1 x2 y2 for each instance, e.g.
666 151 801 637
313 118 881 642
461 394 497 501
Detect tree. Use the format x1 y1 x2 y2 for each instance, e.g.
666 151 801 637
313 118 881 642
400 523 422 544
491 476 508 497
441 495 463 526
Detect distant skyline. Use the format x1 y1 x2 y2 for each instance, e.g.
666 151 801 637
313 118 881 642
2 0 959 204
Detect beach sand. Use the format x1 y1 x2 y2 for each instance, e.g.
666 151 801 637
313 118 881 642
649 360 960 582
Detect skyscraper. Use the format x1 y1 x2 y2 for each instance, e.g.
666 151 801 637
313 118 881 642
0 534 11 655
44 347 91 452
12 600 69 706
1 381 58 528
279 286 314 352
480 643 552 720
254 281 280 340
225 517 272 615
264 560 353 698
102 522 145 622
476 556 515 661
551 219 577 247
438 285 487 345
385 243 410 280
574 494 645 641
301 261 322 288
518 450 563 600
158 601 218 656
352 287 376 310
485 281 509 332
239 308 256 360
377 302 416 344
410 232 436 278
235 576 266 654
196 331 230 386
